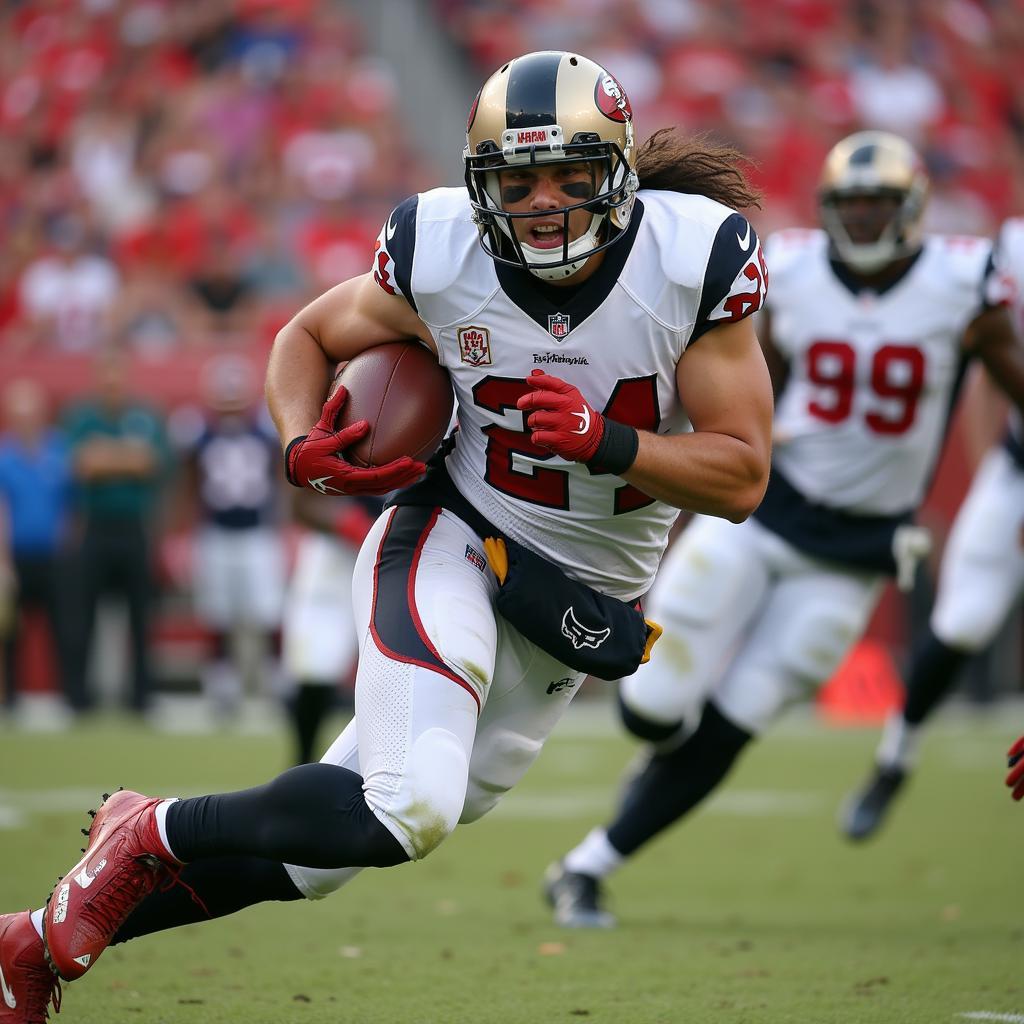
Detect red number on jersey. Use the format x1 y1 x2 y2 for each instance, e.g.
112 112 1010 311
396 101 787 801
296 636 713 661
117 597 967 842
588 375 661 514
472 375 662 513
373 241 396 296
866 344 925 435
806 340 856 423
805 340 925 436
472 376 570 509
720 247 769 323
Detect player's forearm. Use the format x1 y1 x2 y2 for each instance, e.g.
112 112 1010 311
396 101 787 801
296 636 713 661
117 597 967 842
622 429 769 522
266 321 334 449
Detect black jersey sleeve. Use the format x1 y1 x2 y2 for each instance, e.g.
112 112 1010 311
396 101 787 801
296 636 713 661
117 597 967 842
690 213 768 344
371 194 419 312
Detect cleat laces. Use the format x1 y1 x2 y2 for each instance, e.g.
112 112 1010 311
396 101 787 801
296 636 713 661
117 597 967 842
23 968 61 1023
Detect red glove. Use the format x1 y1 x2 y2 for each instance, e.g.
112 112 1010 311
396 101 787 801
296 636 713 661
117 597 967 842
516 370 605 462
285 385 425 496
333 502 376 547
1007 736 1024 801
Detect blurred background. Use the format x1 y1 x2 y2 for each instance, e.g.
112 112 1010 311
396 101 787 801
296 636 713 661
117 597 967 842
0 0 1021 736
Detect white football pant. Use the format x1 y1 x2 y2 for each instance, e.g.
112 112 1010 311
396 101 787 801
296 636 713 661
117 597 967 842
286 505 585 899
193 526 285 628
931 447 1024 652
620 514 884 737
283 532 359 684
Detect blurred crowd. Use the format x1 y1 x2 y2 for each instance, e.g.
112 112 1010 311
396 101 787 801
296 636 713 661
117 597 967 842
0 0 432 357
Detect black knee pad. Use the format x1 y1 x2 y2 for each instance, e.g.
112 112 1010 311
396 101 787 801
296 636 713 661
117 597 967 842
261 763 409 869
617 690 683 743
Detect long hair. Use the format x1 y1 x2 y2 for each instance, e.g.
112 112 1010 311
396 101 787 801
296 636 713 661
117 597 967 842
634 128 762 210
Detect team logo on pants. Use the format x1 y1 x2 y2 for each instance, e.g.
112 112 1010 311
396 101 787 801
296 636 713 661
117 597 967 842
561 607 610 650
457 325 492 366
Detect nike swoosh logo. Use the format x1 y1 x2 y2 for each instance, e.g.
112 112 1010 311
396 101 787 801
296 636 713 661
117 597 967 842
571 406 591 435
385 212 398 241
75 857 107 889
0 961 16 1009
736 221 751 250
309 476 344 495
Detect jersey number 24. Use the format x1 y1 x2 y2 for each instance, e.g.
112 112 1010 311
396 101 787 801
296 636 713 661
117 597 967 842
473 375 660 514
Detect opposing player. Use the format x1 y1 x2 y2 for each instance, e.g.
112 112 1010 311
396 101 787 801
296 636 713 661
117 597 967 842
842 216 1024 839
545 131 1024 928
0 51 774 1020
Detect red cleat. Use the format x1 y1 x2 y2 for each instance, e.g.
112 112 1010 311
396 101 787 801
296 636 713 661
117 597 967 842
0 912 61 1023
43 790 178 982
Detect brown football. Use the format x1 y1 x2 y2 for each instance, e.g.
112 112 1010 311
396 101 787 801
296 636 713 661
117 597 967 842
332 340 453 468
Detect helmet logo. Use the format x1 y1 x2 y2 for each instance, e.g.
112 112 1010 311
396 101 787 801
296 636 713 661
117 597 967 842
467 88 481 132
595 73 632 123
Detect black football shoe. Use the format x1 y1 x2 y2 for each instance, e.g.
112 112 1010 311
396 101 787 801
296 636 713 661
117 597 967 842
542 862 616 929
840 765 907 841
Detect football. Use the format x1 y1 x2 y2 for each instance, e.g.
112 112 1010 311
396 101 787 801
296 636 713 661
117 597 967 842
332 340 453 468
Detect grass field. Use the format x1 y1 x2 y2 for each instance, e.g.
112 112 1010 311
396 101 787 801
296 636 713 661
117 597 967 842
1 704 1021 1024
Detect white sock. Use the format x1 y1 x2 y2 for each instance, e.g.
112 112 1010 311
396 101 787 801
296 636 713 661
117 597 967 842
30 909 45 939
154 798 182 862
563 828 624 880
875 712 920 770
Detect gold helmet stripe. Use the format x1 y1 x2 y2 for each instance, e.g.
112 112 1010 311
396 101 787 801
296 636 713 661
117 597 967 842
505 51 563 130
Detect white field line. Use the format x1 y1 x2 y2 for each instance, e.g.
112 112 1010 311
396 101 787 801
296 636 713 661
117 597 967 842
958 1014 1024 1023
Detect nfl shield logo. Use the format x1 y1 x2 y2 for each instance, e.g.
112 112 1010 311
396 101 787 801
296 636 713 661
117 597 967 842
547 313 571 340
457 325 491 366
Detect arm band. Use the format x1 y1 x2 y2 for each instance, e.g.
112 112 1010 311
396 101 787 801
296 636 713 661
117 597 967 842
589 419 639 475
283 436 306 487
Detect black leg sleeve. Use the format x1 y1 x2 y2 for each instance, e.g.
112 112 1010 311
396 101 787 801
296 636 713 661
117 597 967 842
166 762 409 869
113 857 302 944
606 700 752 858
901 626 970 726
617 690 684 744
289 683 336 765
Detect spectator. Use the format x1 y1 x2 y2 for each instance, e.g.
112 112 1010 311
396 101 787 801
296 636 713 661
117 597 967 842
172 354 286 721
17 213 119 351
63 349 171 713
0 379 75 713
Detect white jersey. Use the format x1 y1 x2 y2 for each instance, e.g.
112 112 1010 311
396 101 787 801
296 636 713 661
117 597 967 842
995 217 1024 460
766 227 1002 515
372 187 767 600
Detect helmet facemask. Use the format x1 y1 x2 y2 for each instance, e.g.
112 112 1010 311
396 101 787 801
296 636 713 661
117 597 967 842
819 186 926 274
466 130 637 281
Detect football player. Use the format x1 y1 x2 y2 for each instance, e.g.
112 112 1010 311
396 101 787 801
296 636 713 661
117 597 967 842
282 489 382 764
178 354 287 723
841 216 1024 839
544 131 1024 928
0 51 774 1019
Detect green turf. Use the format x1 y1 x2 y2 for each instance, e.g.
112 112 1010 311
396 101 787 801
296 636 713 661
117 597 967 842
1 708 1020 1023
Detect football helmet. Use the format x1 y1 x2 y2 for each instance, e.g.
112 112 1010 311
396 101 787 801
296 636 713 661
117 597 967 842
464 51 639 281
818 130 928 274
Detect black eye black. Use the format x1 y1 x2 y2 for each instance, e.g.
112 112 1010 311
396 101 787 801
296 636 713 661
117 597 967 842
501 185 531 203
562 182 594 200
